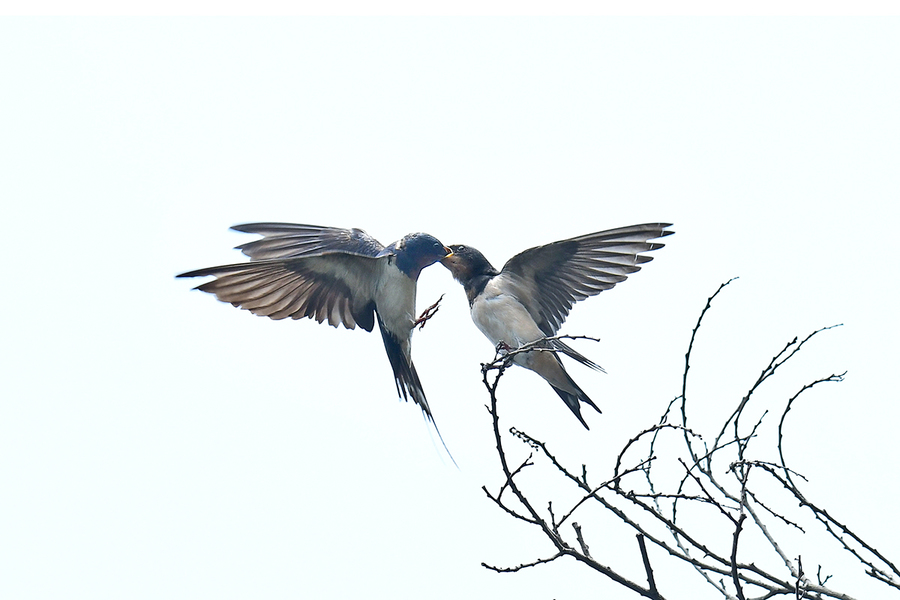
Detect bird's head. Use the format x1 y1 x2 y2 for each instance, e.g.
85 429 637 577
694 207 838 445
393 233 452 280
440 244 497 283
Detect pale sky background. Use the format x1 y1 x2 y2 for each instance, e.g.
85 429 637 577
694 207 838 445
2 13 899 600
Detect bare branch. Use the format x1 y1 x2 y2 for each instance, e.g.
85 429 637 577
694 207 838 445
482 553 564 572
777 370 846 487
681 278 738 461
476 282 893 600
637 534 660 598
573 522 592 559
731 512 747 600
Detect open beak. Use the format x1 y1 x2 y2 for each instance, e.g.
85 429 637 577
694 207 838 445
441 251 459 267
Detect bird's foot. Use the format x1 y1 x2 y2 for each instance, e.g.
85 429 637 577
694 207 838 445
414 294 444 330
495 341 513 353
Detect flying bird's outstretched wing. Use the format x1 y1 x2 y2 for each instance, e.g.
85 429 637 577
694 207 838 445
177 253 381 331
180 225 451 426
497 223 673 337
231 222 385 261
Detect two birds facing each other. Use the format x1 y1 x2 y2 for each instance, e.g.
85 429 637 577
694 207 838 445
177 222 674 431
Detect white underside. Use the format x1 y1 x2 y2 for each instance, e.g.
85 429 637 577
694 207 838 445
375 259 417 348
470 281 545 369
470 279 578 393
471 289 543 348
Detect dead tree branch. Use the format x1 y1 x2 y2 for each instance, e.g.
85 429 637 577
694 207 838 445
478 282 896 599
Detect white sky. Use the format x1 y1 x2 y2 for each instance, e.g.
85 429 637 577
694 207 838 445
1 12 899 600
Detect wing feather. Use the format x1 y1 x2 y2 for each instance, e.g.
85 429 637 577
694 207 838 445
251 279 315 317
231 222 385 260
177 253 381 331
213 270 303 304
500 223 673 335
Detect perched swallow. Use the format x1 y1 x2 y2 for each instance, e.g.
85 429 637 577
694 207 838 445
441 223 673 429
178 223 452 421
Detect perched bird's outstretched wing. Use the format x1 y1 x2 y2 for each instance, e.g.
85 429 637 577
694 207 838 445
177 253 381 332
231 223 385 261
498 223 673 336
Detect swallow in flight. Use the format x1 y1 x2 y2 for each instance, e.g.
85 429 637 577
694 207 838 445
178 223 452 421
440 223 673 428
